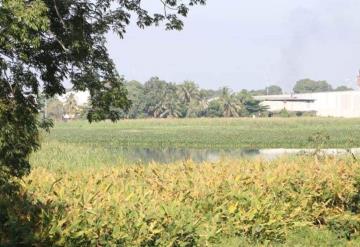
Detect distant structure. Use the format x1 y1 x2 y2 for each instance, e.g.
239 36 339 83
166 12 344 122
62 114 76 122
255 73 360 118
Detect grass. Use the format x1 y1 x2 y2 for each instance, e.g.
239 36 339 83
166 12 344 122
46 117 360 149
17 157 360 246
31 117 360 169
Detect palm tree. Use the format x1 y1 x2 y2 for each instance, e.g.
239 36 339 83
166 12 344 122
178 81 200 104
160 97 182 118
219 87 241 117
178 81 200 117
149 83 182 118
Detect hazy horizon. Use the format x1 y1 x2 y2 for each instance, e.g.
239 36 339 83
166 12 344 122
105 0 360 92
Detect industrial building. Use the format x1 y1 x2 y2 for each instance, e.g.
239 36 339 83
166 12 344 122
255 90 360 118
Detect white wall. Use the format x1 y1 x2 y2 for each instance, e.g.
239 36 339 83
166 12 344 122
258 91 360 118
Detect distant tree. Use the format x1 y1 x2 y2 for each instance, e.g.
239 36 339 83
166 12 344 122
126 80 146 118
237 90 268 116
178 81 200 117
266 85 283 95
159 84 182 118
334 85 353 92
46 98 64 120
248 85 282 96
249 89 266 96
178 81 200 104
219 87 241 117
293 79 333 93
196 90 212 117
205 100 223 117
143 77 169 117
200 88 222 99
64 93 78 116
160 98 182 118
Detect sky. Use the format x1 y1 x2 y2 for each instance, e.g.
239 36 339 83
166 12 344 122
106 0 360 92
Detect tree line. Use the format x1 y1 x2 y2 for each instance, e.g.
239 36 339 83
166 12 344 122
47 77 354 120
46 77 272 119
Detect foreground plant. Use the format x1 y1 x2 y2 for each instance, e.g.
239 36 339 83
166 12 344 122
15 157 360 246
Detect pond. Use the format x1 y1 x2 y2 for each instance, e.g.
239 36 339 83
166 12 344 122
116 147 360 164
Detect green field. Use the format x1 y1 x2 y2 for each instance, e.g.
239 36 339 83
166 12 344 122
45 117 360 149
30 117 360 169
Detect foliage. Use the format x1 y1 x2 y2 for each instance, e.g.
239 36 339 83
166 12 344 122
0 99 52 178
334 85 353 92
0 0 205 177
265 85 283 95
293 79 333 93
122 78 267 119
11 157 360 246
64 93 78 116
308 131 330 150
249 85 283 96
205 100 223 117
0 174 54 246
237 90 268 116
125 80 146 118
218 87 241 117
45 98 64 120
279 108 290 118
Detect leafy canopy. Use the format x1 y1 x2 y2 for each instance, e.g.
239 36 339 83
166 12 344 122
0 0 206 177
293 79 333 94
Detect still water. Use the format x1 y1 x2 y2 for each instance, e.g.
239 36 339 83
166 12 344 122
116 147 360 164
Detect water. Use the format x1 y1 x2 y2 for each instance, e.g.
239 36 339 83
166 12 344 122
116 147 360 164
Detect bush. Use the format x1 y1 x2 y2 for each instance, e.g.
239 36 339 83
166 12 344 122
279 108 290 117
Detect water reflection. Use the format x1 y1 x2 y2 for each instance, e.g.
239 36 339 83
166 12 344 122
114 147 360 164
117 148 260 164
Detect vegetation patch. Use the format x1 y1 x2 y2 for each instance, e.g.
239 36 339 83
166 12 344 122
3 157 359 246
45 118 360 149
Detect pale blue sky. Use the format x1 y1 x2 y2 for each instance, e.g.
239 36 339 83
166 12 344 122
106 0 360 92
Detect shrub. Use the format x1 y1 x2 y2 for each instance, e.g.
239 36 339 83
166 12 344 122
12 157 360 245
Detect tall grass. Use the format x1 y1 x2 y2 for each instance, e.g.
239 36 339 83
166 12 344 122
20 156 360 246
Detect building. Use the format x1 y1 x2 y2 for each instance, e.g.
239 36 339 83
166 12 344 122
255 91 360 118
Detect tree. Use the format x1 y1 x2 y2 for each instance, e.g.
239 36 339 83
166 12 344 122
265 85 282 95
125 80 146 118
334 85 353 92
46 98 64 120
248 85 282 96
237 90 268 116
159 83 183 118
178 81 200 117
0 0 206 178
293 79 333 93
64 93 78 116
219 87 241 117
178 81 200 104
143 77 169 117
205 100 223 117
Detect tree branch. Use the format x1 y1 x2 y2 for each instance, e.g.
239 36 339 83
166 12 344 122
53 0 67 30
